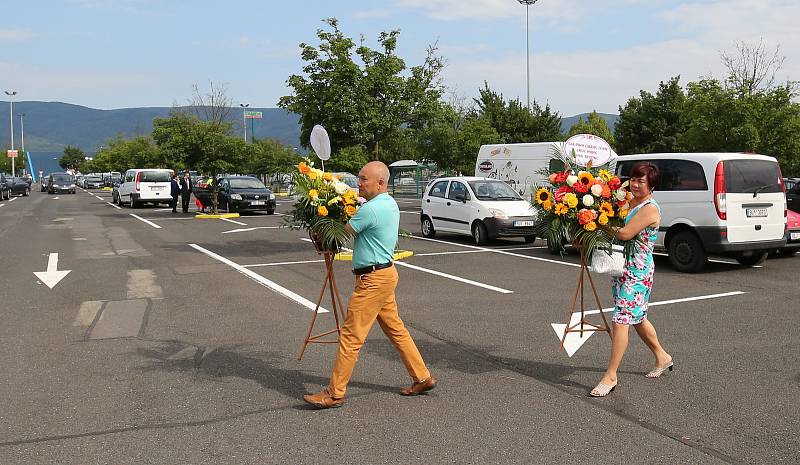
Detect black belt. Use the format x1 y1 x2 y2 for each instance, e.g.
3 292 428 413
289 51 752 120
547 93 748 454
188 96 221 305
352 262 393 275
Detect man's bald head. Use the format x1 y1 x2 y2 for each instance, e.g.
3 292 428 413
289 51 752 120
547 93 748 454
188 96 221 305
358 161 390 200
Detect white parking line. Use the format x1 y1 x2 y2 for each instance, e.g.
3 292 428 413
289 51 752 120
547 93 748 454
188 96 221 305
0 204 4 208
408 235 581 268
189 243 329 313
107 202 122 210
222 226 282 234
129 214 162 229
9 197 17 202
94 195 104 200
221 217 247 226
298 238 513 293
245 258 326 267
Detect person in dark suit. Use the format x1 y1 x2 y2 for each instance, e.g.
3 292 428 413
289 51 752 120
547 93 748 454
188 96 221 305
170 173 180 213
180 170 193 213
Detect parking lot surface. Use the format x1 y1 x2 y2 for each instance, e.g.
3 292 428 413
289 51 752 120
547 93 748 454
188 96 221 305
0 187 798 464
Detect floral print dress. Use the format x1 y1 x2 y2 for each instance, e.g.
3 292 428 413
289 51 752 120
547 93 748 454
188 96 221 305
611 199 660 325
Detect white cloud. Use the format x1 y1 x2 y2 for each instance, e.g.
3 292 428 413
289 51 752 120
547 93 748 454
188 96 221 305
0 29 36 42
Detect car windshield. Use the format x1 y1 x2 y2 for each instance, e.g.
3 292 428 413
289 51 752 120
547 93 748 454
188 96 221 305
468 180 522 200
229 178 266 189
140 171 171 182
87 176 102 182
52 175 72 183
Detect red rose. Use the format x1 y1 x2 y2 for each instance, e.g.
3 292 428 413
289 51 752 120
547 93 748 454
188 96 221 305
555 171 569 184
573 182 589 194
554 185 571 202
608 177 621 190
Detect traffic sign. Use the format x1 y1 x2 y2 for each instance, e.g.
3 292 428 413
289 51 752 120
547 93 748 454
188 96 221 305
244 110 262 119
7 149 18 158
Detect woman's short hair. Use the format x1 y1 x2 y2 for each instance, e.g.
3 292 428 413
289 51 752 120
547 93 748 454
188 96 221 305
629 161 660 190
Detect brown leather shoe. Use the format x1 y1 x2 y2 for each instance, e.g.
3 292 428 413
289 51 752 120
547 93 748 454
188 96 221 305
400 377 437 396
303 388 344 409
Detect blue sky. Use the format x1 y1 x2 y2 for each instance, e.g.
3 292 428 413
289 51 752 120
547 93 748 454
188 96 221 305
2 0 798 116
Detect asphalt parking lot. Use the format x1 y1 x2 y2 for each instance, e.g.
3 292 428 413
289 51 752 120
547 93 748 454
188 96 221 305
1 186 798 464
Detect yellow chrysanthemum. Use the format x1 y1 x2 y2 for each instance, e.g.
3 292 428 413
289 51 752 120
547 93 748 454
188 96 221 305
554 203 568 216
307 171 318 180
323 172 333 181
598 169 613 182
599 201 614 217
598 213 609 225
619 209 629 219
535 188 552 205
563 193 579 209
308 189 319 199
542 200 553 211
344 205 357 216
584 221 597 232
317 206 328 217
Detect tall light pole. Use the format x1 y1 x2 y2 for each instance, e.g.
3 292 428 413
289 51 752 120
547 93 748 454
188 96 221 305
19 113 25 176
5 90 17 176
239 103 250 142
518 0 538 111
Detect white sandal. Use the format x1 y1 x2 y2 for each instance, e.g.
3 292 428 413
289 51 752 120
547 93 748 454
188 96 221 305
589 381 617 397
646 360 674 378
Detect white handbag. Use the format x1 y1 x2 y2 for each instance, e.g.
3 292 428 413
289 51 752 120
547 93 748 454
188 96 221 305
589 245 625 277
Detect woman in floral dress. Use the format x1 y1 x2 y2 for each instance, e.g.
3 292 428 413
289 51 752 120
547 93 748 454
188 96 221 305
591 162 673 397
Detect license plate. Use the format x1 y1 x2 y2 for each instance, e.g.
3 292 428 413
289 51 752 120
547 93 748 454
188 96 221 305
791 232 800 241
745 208 768 218
151 186 164 191
251 200 265 205
514 220 535 227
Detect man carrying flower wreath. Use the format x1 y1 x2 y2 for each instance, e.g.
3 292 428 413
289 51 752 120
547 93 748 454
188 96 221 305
303 161 436 409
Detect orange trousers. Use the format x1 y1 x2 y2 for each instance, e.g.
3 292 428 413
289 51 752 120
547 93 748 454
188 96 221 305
328 265 430 398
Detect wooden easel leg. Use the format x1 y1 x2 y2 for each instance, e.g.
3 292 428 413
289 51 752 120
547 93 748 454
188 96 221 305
298 252 345 361
559 248 613 353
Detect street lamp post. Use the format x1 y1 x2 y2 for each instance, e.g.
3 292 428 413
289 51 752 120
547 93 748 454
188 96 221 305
517 0 538 111
19 113 25 176
5 90 17 176
239 103 250 142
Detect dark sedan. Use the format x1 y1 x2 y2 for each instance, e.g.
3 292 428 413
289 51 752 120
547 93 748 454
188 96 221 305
9 177 31 196
0 173 11 200
217 176 276 214
83 175 103 189
47 173 76 194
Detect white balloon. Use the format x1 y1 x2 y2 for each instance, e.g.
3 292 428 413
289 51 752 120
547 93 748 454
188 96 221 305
310 125 331 161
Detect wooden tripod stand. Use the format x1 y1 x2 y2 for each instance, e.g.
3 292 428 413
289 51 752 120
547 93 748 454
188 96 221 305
297 250 346 361
559 247 613 352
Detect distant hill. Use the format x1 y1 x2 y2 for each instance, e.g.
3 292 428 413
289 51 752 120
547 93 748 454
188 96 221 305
0 102 618 156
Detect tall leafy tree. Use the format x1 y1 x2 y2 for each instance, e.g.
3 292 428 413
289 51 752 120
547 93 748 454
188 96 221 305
473 82 562 143
614 76 687 155
151 110 234 171
566 111 616 146
59 145 86 171
278 18 444 160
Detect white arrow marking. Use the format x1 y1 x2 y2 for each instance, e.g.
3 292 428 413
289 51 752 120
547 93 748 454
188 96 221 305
33 253 72 289
220 217 247 226
552 291 746 357
52 196 60 199
221 226 282 234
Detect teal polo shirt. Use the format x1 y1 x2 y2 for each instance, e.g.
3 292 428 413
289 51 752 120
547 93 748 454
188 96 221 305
348 192 399 269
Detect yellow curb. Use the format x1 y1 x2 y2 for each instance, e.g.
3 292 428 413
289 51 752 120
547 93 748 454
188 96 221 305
101 187 113 191
275 192 289 197
334 250 414 261
194 213 241 219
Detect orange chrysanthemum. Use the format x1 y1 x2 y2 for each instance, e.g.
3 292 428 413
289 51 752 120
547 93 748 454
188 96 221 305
299 162 311 174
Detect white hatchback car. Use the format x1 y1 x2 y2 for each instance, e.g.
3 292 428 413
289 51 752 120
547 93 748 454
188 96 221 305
117 168 174 208
420 176 537 245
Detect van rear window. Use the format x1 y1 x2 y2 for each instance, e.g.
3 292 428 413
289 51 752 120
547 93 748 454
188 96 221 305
140 171 171 182
724 160 782 194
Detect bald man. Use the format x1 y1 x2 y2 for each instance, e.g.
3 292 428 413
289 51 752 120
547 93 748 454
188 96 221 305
303 161 436 409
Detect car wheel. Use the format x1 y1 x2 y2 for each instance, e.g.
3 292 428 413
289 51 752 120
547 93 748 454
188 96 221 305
266 209 275 215
667 231 707 273
780 248 799 257
524 235 536 243
24 189 29 196
129 195 138 208
735 251 768 267
472 221 488 246
421 215 436 238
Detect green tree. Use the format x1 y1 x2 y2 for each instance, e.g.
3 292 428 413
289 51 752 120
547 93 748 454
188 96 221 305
151 110 236 172
473 82 562 143
328 145 369 174
245 139 300 176
566 110 616 146
417 104 501 174
614 76 687 154
59 145 85 171
279 18 444 160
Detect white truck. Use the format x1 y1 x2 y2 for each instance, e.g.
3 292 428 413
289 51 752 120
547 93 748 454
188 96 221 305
475 142 618 201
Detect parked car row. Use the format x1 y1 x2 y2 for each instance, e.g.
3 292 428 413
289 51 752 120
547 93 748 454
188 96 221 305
420 147 797 273
0 173 32 199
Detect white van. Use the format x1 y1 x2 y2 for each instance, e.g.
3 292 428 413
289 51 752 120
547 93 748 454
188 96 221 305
421 176 537 245
475 142 618 201
615 153 787 272
117 169 173 208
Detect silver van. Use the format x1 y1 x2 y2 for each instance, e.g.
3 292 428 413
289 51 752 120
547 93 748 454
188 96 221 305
616 153 787 272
